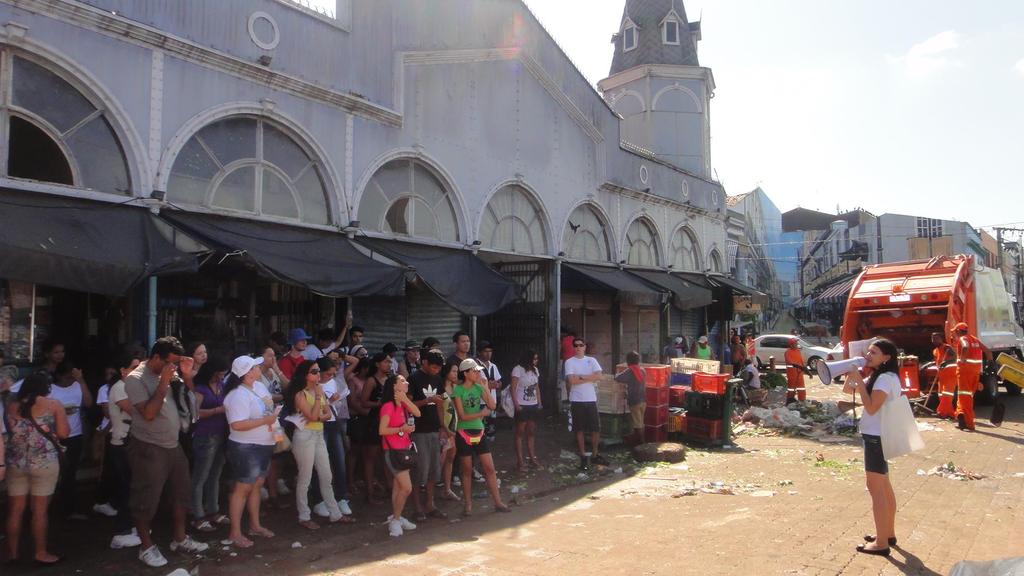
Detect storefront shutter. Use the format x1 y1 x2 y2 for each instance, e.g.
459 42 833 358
407 287 465 351
352 295 407 355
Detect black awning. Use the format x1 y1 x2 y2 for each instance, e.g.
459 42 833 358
0 188 197 296
628 269 712 310
674 271 716 290
355 238 520 316
159 211 405 297
562 263 665 306
706 274 762 296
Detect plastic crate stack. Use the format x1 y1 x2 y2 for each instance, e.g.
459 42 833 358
682 372 730 444
596 375 629 443
642 365 670 443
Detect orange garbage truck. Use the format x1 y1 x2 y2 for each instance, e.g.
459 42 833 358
839 255 1024 400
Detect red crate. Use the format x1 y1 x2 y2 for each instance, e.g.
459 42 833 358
685 416 722 441
692 372 729 395
644 405 668 426
645 385 669 406
669 385 687 407
644 366 670 387
644 424 668 443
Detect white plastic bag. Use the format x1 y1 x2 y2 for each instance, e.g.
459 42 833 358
500 387 516 417
880 387 925 459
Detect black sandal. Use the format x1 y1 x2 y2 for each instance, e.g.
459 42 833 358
863 534 897 546
856 544 890 557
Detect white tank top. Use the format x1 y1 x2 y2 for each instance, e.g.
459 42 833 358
49 381 83 437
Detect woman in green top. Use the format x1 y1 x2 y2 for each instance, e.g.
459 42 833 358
451 358 510 516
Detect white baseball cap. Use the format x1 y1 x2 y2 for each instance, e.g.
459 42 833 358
698 336 709 344
458 358 484 372
231 355 264 378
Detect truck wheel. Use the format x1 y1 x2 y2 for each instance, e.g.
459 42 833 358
1005 382 1022 396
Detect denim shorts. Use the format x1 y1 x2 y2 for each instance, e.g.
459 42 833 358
226 440 274 484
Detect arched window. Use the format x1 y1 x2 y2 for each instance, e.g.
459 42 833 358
563 204 611 262
670 227 701 271
2 53 130 194
359 159 459 242
709 249 724 273
167 116 330 225
479 185 547 254
625 218 660 267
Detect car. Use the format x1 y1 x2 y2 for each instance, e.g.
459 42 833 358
752 334 838 373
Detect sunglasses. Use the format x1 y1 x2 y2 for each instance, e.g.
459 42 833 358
309 368 321 374
573 343 586 348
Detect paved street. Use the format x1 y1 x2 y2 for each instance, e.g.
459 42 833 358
8 379 1022 576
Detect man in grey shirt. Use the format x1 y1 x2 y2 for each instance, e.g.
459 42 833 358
125 336 208 567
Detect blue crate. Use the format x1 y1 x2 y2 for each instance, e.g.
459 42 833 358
670 372 692 385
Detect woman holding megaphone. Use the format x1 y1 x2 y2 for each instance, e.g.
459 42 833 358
842 338 901 557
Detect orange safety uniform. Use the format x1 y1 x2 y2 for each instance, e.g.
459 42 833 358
784 347 806 402
954 333 984 430
933 344 957 419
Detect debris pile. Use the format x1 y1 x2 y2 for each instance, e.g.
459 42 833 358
735 400 857 440
919 462 986 481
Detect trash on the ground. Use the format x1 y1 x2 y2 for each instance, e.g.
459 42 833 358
559 449 578 460
778 479 794 486
165 570 191 576
701 484 735 495
290 541 303 549
614 467 624 474
632 442 686 463
787 491 799 495
575 472 589 480
917 422 944 432
750 490 776 497
926 462 986 481
1013 472 1024 478
672 489 699 497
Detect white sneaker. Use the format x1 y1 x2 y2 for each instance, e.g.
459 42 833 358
473 469 485 483
338 499 353 515
93 502 118 517
276 478 292 495
313 501 330 518
169 535 210 554
453 476 462 487
388 518 403 537
388 514 417 531
111 530 141 549
138 545 168 567
260 487 270 501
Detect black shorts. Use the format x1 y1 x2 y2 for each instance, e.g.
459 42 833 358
455 429 491 458
862 434 888 474
570 401 600 434
347 415 366 444
515 404 543 423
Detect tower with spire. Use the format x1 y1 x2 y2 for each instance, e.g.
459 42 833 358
598 0 714 179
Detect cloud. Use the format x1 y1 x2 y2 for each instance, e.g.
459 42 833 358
1016 58 1024 76
887 30 963 78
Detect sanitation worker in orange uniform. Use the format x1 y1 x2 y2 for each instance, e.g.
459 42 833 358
953 322 987 431
930 332 957 419
784 338 808 403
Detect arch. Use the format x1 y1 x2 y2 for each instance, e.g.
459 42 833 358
477 179 551 255
669 225 702 272
158 103 342 225
611 90 646 117
356 155 462 243
354 148 468 244
623 215 663 267
652 84 702 113
561 200 614 263
0 44 143 195
708 248 724 274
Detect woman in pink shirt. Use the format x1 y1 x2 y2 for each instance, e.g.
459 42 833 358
377 374 420 538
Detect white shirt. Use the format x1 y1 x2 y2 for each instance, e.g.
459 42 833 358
96 384 111 431
108 379 132 446
322 377 351 420
511 365 540 406
858 372 900 437
564 356 602 403
479 360 502 401
224 381 276 446
49 381 84 437
743 364 761 389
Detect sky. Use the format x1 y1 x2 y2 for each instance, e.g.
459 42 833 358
309 1 1024 241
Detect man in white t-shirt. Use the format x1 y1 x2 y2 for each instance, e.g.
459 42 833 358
563 338 605 470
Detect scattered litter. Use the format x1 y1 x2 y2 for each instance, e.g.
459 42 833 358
222 546 231 551
1013 472 1024 478
672 489 699 498
291 542 303 549
559 450 578 461
778 479 794 486
917 422 944 432
614 467 623 474
925 462 986 481
576 472 589 480
165 570 191 576
701 485 735 495
787 491 799 496
229 552 237 557
750 490 776 498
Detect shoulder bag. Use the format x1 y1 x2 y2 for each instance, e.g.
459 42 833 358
383 403 418 470
880 380 925 459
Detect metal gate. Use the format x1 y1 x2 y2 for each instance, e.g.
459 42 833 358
482 262 550 401
352 295 407 354
407 286 465 351
670 306 705 344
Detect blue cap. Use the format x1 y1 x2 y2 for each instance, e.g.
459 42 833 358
288 328 311 345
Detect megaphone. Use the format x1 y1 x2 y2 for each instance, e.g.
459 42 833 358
814 357 866 385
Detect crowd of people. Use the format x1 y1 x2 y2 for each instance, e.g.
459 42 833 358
0 324 555 566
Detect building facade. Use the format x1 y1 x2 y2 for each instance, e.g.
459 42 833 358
0 0 746 395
